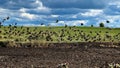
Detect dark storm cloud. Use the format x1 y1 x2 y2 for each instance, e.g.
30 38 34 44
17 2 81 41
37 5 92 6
41 0 107 9
104 5 120 15
51 8 88 15
0 0 37 10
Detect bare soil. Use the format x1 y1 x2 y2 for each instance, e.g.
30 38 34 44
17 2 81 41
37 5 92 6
0 42 120 68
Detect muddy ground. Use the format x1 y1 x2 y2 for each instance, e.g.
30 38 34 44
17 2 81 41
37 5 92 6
0 43 120 68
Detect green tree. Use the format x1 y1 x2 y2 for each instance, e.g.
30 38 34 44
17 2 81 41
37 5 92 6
65 24 67 28
41 23 44 26
0 22 2 28
99 22 104 27
91 24 93 27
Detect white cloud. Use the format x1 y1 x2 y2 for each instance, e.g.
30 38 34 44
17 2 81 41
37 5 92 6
64 20 88 26
72 20 87 26
20 12 37 20
81 9 103 17
19 8 27 13
34 0 51 12
72 15 77 18
95 15 120 27
51 15 59 17
0 8 10 17
106 16 120 22
50 20 88 26
21 24 46 27
50 21 65 26
34 0 43 7
0 8 20 19
0 0 120 28
109 1 120 5
58 21 65 24
18 0 51 15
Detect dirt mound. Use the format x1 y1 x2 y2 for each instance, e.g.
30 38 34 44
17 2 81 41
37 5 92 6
0 41 120 48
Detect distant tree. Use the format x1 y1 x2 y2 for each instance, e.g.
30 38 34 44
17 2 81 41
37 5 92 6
41 23 44 25
73 25 76 27
65 24 67 28
99 22 104 27
91 24 94 27
81 23 84 26
9 24 12 27
47 24 50 26
0 22 2 28
14 23 17 28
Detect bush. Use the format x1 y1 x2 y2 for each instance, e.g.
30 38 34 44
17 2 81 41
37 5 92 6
91 25 93 27
99 22 104 27
0 41 7 47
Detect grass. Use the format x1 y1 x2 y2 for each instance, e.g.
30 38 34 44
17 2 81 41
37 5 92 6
0 26 120 43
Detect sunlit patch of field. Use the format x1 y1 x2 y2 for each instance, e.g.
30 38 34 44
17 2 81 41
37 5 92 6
0 26 120 43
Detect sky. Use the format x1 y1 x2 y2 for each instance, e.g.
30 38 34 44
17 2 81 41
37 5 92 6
0 0 120 27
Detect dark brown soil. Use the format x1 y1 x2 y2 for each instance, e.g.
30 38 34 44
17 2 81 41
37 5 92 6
0 43 120 68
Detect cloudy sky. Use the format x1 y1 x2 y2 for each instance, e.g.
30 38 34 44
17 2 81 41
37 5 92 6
0 0 120 27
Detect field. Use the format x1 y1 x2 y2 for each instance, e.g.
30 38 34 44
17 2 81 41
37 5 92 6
0 26 120 44
0 26 120 68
